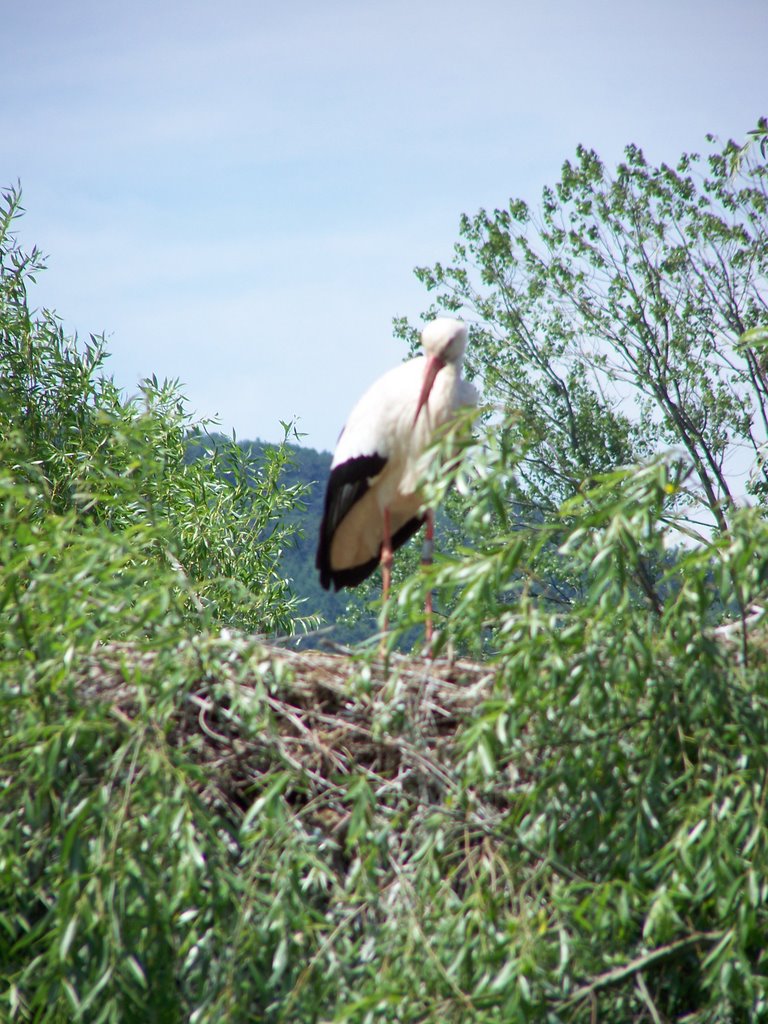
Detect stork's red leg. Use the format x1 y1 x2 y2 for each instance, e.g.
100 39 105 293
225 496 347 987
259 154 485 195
381 507 394 631
422 509 434 643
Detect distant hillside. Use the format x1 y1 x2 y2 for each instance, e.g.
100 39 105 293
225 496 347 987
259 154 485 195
186 434 377 645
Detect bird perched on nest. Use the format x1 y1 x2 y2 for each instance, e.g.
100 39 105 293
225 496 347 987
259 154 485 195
315 316 477 639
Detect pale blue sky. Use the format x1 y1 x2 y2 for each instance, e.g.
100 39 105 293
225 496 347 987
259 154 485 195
4 0 766 451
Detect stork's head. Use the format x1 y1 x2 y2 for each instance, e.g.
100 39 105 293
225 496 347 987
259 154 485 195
421 317 468 364
413 317 468 425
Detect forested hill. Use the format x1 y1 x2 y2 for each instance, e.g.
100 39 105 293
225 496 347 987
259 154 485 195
185 434 375 643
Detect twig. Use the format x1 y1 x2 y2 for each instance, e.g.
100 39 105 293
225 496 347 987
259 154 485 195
561 932 722 1008
636 971 666 1024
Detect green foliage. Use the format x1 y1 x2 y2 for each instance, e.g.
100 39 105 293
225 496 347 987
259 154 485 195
374 124 768 1019
4 119 768 1024
0 184 312 643
378 418 768 1021
0 185 326 1021
407 122 768 535
9 404 768 1022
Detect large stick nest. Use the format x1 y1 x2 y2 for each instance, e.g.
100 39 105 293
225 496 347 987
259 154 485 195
80 637 498 829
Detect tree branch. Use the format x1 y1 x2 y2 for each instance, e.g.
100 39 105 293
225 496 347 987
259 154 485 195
560 932 723 1009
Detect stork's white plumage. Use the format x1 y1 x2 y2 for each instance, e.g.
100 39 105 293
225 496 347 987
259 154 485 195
316 317 477 634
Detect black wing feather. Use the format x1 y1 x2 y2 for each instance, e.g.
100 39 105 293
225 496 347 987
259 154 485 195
316 454 386 591
320 513 425 591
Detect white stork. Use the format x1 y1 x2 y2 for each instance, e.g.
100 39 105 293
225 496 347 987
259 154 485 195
315 316 477 639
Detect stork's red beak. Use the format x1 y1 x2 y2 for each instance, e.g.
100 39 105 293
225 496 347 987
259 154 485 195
413 354 445 425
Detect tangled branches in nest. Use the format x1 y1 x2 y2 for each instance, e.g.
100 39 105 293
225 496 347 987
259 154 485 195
79 634 497 838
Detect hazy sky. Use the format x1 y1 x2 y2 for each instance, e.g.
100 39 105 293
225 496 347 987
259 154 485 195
4 0 766 451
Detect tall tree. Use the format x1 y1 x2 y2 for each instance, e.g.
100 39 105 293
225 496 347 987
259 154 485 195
409 127 768 540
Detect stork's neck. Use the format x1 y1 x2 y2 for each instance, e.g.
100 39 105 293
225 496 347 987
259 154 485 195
414 353 448 425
